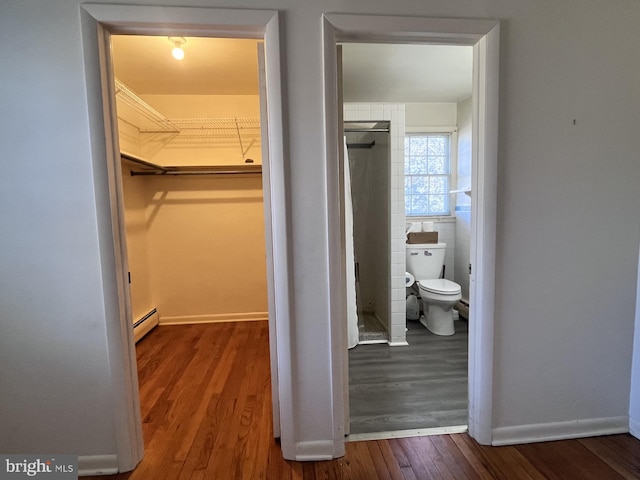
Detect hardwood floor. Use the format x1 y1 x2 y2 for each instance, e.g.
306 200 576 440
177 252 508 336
349 319 468 434
83 321 640 479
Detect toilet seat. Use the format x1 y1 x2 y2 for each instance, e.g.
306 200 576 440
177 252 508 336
418 278 461 295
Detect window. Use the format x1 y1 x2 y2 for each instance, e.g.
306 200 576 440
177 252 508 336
404 133 451 216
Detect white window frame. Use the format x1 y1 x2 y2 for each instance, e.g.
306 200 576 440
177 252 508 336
404 126 458 218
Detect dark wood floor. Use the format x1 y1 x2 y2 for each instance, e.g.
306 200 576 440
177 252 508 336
84 321 640 479
349 319 468 434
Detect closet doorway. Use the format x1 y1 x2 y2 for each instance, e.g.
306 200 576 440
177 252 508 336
111 35 269 338
107 32 282 465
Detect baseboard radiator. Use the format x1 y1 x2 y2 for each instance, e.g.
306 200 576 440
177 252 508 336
133 308 159 343
456 299 470 320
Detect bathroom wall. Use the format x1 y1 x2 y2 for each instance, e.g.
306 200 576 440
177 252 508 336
405 103 457 128
344 103 406 345
404 103 459 282
455 97 472 301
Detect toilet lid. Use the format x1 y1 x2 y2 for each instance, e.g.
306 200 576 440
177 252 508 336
418 278 461 295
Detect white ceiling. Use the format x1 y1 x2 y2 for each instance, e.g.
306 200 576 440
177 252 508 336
111 36 472 103
342 43 473 103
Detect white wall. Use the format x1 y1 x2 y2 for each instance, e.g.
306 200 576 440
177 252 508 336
2 0 640 465
630 245 640 438
455 97 472 301
406 103 457 128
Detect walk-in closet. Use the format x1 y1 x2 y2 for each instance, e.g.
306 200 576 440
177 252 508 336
112 35 268 341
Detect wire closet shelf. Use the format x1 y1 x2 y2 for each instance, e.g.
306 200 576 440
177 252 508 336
114 78 262 175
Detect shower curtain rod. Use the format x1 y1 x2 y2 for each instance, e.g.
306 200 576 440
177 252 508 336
344 127 390 133
346 141 376 149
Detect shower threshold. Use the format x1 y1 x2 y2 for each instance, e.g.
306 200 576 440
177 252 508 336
358 313 388 343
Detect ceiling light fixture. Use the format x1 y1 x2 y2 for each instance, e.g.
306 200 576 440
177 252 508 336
168 37 186 61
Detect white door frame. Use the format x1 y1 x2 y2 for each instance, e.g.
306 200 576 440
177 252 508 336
80 5 292 471
322 14 500 444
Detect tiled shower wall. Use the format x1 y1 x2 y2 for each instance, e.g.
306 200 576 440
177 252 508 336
344 103 407 345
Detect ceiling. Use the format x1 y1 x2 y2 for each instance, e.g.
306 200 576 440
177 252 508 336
111 36 472 103
111 35 260 95
342 43 473 103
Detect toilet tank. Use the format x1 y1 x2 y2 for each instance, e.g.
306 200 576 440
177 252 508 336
406 242 447 280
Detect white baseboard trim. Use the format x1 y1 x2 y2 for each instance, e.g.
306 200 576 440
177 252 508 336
492 416 629 446
388 340 409 346
78 454 118 477
293 440 335 461
159 312 268 325
630 415 640 439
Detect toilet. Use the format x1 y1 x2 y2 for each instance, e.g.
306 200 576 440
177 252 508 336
406 243 462 336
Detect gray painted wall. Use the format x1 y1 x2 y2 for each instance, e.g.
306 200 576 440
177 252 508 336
1 0 639 461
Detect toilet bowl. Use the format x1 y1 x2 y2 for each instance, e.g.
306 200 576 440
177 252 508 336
406 242 462 336
417 278 461 336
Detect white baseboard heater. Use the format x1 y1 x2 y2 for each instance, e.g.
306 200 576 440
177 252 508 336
133 308 159 343
456 299 469 320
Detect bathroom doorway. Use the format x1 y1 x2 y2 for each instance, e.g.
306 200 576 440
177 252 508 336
342 43 472 437
324 15 500 444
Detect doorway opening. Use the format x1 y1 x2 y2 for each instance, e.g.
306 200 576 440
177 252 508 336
111 35 267 339
322 15 500 446
109 32 276 468
342 43 473 437
81 4 290 471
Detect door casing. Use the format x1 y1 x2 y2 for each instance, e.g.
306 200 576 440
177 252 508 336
80 4 290 471
321 13 500 445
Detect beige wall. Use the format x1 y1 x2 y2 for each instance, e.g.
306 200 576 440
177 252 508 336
122 163 155 321
145 174 268 323
121 167 268 324
119 92 267 324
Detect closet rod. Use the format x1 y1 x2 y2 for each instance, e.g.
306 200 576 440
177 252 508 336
121 152 261 176
130 169 262 177
121 152 169 172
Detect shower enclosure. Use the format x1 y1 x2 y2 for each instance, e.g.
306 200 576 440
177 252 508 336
345 121 391 343
343 103 407 347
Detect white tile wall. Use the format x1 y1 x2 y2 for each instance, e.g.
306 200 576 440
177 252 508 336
345 103 406 345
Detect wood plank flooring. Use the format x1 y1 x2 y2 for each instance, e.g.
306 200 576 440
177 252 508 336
349 319 468 434
83 321 640 479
